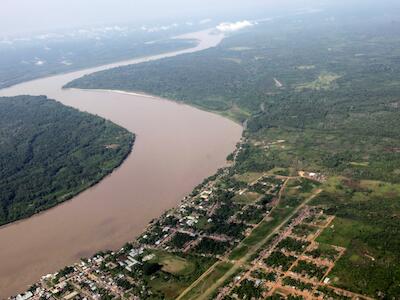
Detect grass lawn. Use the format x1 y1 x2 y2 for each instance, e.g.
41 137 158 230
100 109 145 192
232 192 261 204
147 251 216 299
316 217 377 248
179 262 233 300
148 278 187 299
149 251 194 276
235 172 265 183
267 167 291 176
194 216 212 231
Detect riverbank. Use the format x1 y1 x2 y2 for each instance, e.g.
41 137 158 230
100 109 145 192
0 29 242 298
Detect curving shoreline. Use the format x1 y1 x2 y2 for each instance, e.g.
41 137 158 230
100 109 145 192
0 29 242 298
0 119 135 229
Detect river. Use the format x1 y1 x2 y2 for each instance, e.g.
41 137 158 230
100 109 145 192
0 29 242 298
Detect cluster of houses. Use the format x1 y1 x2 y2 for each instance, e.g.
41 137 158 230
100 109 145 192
117 248 144 272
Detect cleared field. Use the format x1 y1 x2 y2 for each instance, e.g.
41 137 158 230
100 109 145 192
235 172 265 183
147 251 217 299
148 278 188 299
296 72 341 91
297 65 316 70
232 192 261 204
316 218 371 248
178 262 233 300
149 251 194 276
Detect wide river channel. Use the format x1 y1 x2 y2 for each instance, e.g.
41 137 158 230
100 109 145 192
0 30 242 298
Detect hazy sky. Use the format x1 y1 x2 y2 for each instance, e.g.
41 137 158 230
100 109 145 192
2 0 399 37
0 0 318 36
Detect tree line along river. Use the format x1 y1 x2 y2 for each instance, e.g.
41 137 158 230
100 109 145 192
0 29 242 298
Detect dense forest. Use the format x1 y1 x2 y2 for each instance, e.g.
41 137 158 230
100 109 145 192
0 95 134 225
0 33 196 90
67 12 400 183
66 10 400 298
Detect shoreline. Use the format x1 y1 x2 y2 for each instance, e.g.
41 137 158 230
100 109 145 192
0 133 135 230
70 87 247 127
0 28 223 229
0 28 242 299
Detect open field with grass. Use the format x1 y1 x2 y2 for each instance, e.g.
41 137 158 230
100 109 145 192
146 251 216 299
232 192 261 204
178 262 233 300
234 172 265 184
295 72 341 91
149 251 194 276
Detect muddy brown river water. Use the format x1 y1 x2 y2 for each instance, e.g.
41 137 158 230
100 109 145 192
0 30 242 298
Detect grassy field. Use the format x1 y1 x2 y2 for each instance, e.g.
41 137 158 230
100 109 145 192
234 172 265 184
178 262 233 300
146 251 216 299
317 217 377 248
295 72 341 91
149 251 195 276
148 277 188 300
232 192 261 204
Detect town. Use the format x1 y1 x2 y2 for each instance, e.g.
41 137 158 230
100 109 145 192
12 138 371 300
